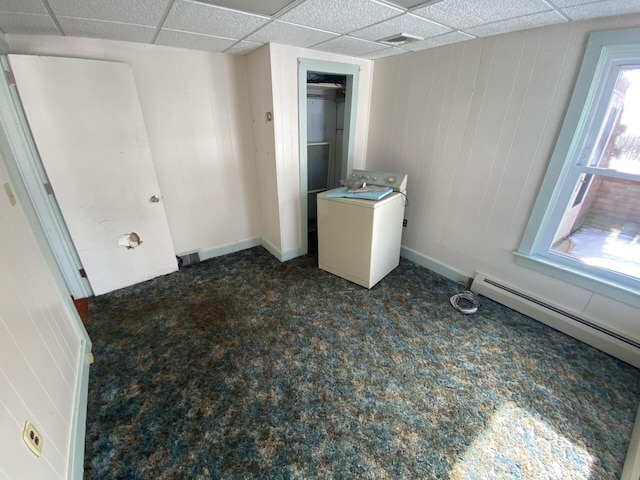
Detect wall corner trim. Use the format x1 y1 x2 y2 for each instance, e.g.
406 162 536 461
621 406 640 480
68 340 92 479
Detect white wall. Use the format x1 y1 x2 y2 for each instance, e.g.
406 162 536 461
366 14 640 345
268 43 373 256
7 35 261 258
0 147 90 478
6 35 372 263
246 45 281 252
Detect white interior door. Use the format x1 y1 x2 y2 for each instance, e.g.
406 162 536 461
9 54 177 295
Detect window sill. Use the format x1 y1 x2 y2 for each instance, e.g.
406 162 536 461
514 251 640 308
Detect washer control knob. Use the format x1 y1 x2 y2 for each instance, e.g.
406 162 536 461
373 176 378 181
387 176 396 184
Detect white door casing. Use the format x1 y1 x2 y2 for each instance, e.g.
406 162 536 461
9 55 177 295
298 59 360 256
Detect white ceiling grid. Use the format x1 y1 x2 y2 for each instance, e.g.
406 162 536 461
0 0 638 59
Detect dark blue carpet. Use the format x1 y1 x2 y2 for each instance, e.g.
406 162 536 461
84 247 640 479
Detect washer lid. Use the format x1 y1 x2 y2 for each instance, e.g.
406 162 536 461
318 191 403 209
324 186 393 201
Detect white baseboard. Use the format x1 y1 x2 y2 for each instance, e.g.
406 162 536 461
281 247 303 262
260 238 303 262
183 237 303 264
260 237 281 261
198 237 261 261
400 246 468 283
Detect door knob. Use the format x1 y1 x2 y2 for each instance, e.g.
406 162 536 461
149 195 160 203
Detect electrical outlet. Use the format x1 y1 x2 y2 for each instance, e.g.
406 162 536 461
23 421 43 457
403 218 408 227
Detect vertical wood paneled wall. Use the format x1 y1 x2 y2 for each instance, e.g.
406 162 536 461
269 43 373 255
366 14 640 342
7 35 261 257
0 153 86 478
246 45 281 252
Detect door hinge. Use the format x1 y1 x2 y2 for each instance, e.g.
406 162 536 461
44 183 54 195
4 70 16 86
78 268 87 278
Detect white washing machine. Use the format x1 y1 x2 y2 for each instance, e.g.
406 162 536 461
317 170 407 288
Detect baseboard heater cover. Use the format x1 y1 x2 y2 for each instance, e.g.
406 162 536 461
471 273 640 366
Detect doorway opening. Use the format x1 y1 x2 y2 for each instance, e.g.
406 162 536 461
306 72 346 254
298 59 360 257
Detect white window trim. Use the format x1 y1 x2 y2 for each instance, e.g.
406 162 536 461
516 28 640 308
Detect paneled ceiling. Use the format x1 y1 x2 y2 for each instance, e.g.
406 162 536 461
0 0 638 59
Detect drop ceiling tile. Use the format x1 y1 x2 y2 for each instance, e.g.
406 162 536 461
561 0 640 20
401 31 474 51
246 20 338 47
550 0 607 6
547 0 587 5
156 29 237 52
164 0 269 39
0 12 59 35
386 0 433 8
58 17 156 43
190 0 296 16
350 12 451 42
464 10 567 37
412 0 553 30
47 0 170 26
362 46 408 59
279 0 402 35
225 40 263 55
312 35 386 56
0 0 47 14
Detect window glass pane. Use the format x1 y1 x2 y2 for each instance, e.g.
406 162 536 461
517 31 640 304
588 68 640 174
551 175 640 279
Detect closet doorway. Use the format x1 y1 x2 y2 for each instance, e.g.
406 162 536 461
306 73 346 254
298 59 360 256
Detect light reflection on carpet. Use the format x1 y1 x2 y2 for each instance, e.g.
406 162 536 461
451 402 594 479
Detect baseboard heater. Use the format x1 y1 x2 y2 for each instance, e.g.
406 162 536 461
471 273 640 367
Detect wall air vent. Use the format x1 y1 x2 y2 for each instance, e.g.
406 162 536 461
177 252 200 268
377 33 424 46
